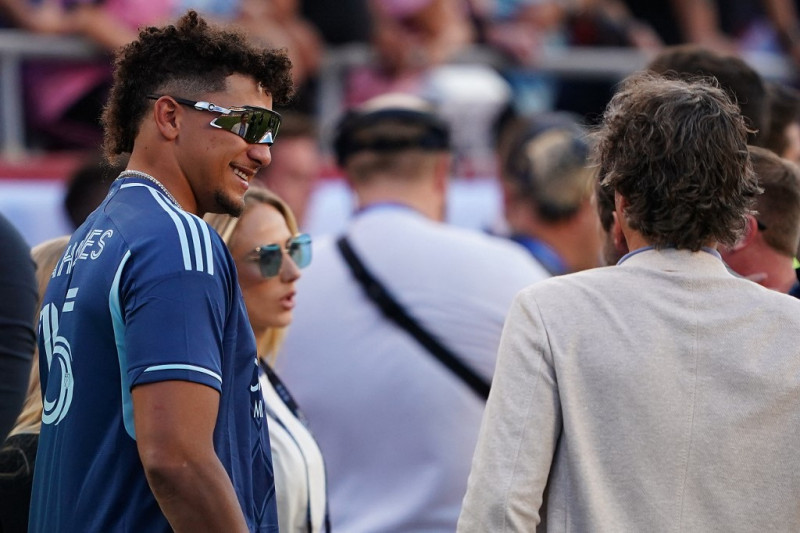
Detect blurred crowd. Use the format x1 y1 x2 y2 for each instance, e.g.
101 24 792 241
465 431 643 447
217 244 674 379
2 0 800 157
5 0 800 234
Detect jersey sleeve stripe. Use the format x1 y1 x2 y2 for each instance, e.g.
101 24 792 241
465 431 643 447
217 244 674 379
143 364 223 383
109 250 136 439
149 191 193 270
179 211 205 273
200 219 214 276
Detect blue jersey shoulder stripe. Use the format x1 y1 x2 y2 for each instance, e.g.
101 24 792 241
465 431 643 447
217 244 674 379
178 211 216 276
178 210 206 272
120 183 215 275
149 190 193 270
199 218 215 276
143 364 223 383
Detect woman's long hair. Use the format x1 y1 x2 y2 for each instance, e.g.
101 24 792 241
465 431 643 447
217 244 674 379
204 185 300 365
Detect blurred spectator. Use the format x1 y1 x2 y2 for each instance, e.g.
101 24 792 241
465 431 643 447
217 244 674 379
569 0 662 49
19 0 173 150
0 0 66 31
255 111 321 230
346 0 474 106
615 0 800 66
0 213 36 444
300 0 371 45
0 235 70 533
483 0 567 67
765 81 800 164
648 44 770 146
499 113 603 273
618 0 734 50
555 0 659 123
763 0 800 66
721 146 800 294
277 93 548 532
422 63 512 176
63 152 123 229
235 0 324 112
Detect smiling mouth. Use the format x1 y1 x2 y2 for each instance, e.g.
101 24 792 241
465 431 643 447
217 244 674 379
232 167 252 182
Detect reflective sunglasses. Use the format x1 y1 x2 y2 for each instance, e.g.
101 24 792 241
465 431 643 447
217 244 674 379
147 94 281 145
249 233 312 278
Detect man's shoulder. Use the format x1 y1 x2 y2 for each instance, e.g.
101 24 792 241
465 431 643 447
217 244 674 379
414 220 552 277
518 265 618 296
101 193 229 279
750 279 800 316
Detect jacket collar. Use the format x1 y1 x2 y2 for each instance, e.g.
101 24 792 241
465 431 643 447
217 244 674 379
617 246 729 276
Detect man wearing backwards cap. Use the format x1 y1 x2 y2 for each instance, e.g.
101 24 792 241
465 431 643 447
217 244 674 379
276 93 548 533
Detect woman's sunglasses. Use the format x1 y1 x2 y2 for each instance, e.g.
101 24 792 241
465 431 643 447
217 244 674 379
147 95 281 145
249 233 312 278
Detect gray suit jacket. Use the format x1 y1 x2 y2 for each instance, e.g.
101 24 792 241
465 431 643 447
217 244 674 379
458 248 800 532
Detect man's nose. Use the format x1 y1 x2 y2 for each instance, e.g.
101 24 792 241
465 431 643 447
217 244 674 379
248 143 272 167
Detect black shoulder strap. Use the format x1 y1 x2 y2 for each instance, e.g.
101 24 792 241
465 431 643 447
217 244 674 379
336 235 490 400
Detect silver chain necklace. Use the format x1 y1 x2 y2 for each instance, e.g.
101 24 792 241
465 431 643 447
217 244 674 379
117 170 182 210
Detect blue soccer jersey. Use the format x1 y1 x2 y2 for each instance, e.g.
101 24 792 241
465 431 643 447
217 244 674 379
30 176 278 532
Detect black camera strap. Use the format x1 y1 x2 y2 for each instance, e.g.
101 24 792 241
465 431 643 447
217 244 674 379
336 235 490 400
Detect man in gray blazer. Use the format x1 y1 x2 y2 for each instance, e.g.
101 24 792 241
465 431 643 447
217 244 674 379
458 73 800 532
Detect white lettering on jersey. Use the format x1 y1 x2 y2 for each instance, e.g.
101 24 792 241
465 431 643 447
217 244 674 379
40 302 74 425
253 399 265 419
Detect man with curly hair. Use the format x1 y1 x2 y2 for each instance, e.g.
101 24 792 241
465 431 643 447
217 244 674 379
458 73 800 531
29 11 292 532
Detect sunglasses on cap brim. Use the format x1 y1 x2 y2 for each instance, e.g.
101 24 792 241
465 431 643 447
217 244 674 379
147 94 281 145
250 233 312 278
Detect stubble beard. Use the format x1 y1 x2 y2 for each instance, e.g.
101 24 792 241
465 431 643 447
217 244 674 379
214 189 245 217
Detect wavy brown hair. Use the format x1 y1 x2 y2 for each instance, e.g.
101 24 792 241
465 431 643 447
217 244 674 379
594 73 761 251
102 10 293 163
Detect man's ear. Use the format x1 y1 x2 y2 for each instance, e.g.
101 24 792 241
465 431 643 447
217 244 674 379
500 179 514 213
611 210 628 256
729 214 759 252
614 190 628 217
432 152 451 195
152 97 181 141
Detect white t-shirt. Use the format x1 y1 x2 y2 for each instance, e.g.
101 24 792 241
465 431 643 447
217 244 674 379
277 204 549 532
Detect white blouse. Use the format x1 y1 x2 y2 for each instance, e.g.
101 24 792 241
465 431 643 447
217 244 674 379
259 363 328 532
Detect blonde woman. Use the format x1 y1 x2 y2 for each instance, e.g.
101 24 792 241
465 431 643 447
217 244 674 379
0 235 70 533
206 185 328 533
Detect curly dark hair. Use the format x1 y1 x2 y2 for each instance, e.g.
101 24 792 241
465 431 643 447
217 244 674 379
101 10 293 162
594 72 761 251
